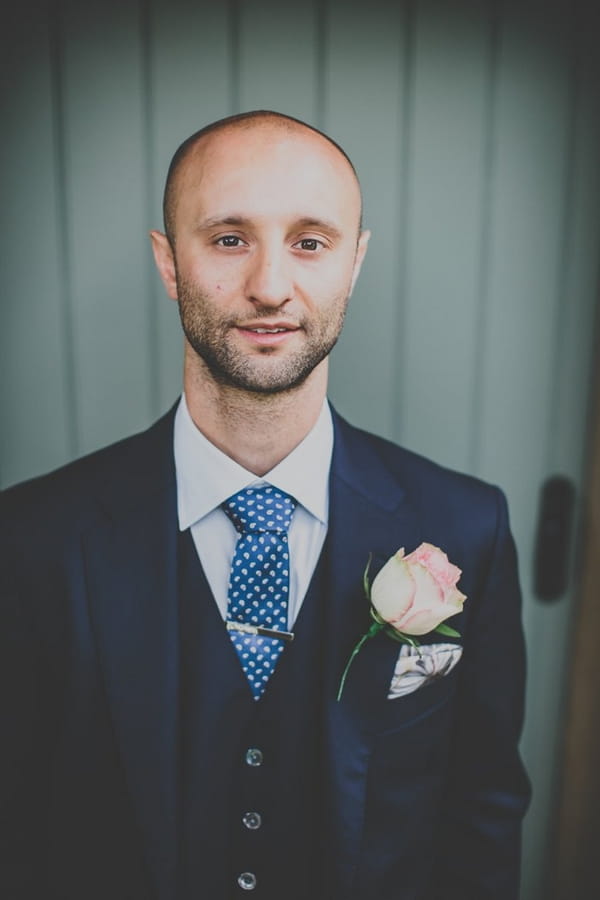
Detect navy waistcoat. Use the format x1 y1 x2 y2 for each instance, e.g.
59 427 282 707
177 529 331 899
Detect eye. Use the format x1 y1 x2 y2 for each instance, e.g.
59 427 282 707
294 238 323 252
216 235 245 248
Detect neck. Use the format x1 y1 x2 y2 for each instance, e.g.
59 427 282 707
183 356 329 477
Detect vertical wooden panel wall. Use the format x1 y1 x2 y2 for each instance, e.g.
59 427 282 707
1 2 599 897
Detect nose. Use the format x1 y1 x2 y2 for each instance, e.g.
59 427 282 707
245 245 293 308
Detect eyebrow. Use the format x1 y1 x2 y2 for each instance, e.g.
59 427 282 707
199 215 248 229
198 214 344 240
295 217 343 239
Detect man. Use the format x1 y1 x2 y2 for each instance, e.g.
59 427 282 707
0 111 530 899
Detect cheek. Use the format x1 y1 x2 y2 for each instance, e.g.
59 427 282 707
299 262 353 303
181 265 235 300
316 255 359 295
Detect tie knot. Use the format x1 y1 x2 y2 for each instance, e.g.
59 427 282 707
222 485 297 535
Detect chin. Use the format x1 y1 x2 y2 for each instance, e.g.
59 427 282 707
216 356 324 395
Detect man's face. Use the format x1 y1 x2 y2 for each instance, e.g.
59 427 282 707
152 124 369 394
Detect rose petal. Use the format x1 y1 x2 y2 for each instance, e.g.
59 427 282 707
370 551 416 624
396 607 449 635
404 542 462 591
396 594 464 634
394 565 446 634
393 565 466 635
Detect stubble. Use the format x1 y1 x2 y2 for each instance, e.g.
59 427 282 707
175 275 349 395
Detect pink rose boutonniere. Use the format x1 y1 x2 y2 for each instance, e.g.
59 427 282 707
337 542 467 701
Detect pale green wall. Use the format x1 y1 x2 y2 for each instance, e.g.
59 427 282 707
1 1 599 896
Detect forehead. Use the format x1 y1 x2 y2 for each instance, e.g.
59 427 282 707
172 124 362 230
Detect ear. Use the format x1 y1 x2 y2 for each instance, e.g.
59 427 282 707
150 230 178 300
349 229 370 296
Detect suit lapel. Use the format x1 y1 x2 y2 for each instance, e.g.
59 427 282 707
83 412 179 900
323 412 425 892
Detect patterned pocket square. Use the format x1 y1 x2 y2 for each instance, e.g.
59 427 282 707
387 643 463 699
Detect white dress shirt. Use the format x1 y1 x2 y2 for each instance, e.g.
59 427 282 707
174 394 333 627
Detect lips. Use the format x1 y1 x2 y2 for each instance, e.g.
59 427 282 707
236 321 300 346
246 327 289 334
238 321 300 333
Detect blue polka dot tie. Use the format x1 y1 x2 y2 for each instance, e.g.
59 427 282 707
222 485 297 700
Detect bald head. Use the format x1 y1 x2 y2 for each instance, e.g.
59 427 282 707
150 109 370 404
162 110 362 246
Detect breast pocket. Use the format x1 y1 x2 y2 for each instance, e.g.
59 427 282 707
370 669 459 778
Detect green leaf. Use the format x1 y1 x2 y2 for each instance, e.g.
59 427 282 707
370 606 386 627
434 623 461 638
384 630 406 644
383 626 421 652
363 553 373 600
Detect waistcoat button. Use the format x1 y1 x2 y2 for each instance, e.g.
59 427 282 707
242 811 262 830
245 748 263 767
238 871 257 891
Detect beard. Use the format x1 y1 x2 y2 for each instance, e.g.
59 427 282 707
175 275 349 395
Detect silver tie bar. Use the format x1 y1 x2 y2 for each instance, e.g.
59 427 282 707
226 620 295 642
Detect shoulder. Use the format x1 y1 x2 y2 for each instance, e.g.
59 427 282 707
333 411 504 510
0 406 176 539
331 411 511 567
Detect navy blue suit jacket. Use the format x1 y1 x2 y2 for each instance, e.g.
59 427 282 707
0 406 530 899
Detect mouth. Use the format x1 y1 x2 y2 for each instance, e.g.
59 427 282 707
236 322 301 347
245 327 291 334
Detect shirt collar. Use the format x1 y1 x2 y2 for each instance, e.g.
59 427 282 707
174 393 333 531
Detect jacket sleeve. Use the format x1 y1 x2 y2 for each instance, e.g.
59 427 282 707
429 487 531 899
